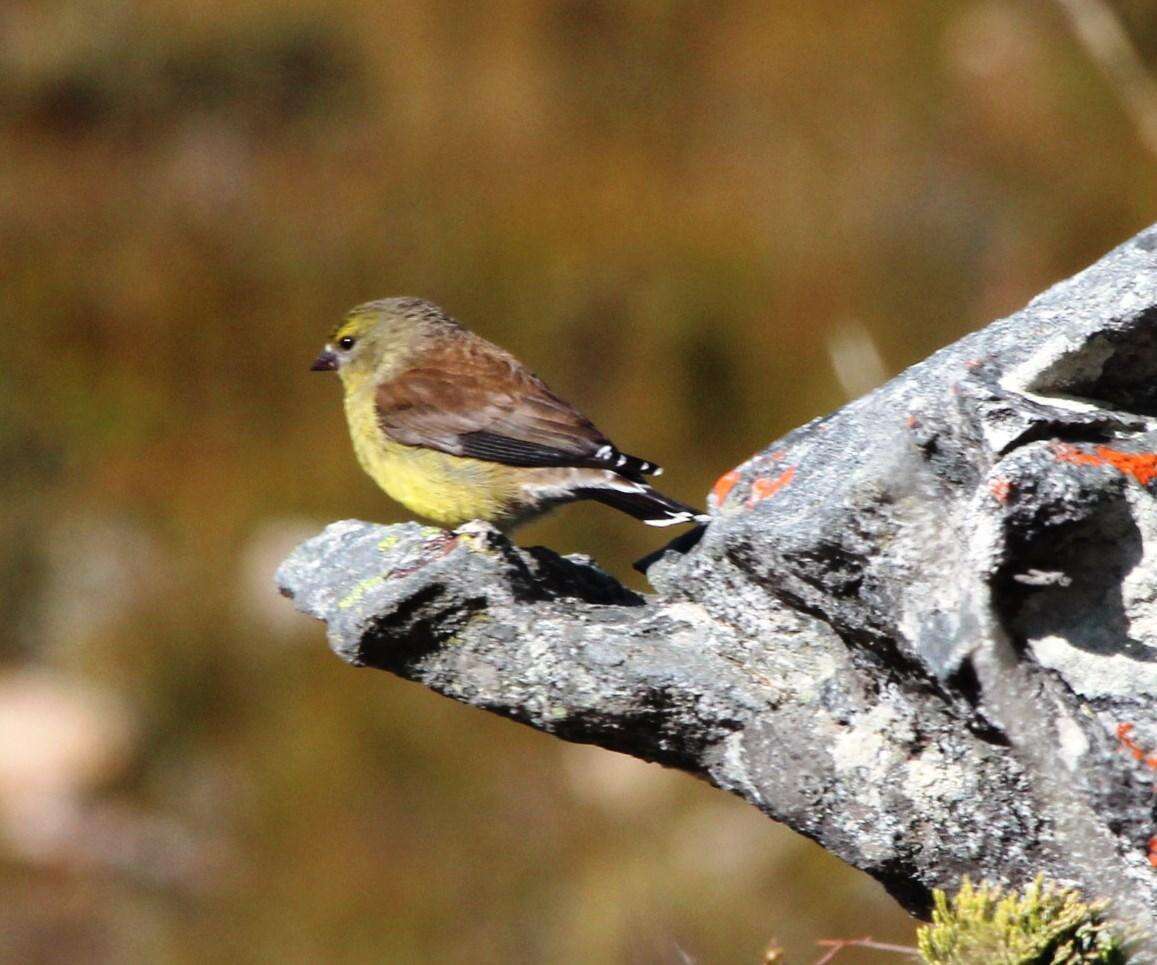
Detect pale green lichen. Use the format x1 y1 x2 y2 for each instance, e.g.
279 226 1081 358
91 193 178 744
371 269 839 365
338 574 386 610
917 876 1129 964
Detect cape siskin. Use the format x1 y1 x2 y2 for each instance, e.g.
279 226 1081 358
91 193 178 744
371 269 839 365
312 298 707 532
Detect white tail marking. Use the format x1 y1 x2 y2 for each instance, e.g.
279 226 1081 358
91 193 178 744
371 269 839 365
643 511 710 527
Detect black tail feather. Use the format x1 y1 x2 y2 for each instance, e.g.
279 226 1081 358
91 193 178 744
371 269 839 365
589 444 662 479
633 523 707 574
576 485 708 527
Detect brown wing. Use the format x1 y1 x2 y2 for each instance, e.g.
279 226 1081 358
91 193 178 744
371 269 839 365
375 337 621 470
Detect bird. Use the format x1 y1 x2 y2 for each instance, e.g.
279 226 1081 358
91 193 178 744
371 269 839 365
311 297 708 533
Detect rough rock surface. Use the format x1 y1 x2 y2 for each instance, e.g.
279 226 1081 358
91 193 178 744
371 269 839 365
278 226 1157 934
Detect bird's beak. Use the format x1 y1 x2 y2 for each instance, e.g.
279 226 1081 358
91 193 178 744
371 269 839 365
311 350 338 372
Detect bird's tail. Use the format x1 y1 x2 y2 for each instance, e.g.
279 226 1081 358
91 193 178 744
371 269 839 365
588 443 663 479
577 483 709 528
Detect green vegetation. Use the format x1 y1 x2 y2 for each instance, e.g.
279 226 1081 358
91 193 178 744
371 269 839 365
919 877 1129 964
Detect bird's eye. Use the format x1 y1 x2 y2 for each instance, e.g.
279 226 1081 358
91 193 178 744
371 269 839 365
338 336 356 351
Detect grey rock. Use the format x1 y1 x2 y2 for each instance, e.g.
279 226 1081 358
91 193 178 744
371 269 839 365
278 226 1157 935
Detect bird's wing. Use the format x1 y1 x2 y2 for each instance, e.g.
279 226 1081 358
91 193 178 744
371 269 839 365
374 339 656 474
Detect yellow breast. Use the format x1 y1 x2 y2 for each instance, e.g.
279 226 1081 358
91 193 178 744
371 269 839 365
343 388 522 527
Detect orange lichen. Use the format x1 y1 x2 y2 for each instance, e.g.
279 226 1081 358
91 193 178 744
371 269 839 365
989 477 1013 503
1055 444 1157 486
1115 722 1157 770
712 468 741 504
749 466 796 504
1115 726 1157 867
713 450 793 506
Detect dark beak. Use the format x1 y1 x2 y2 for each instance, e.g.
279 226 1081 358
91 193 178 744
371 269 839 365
311 350 338 372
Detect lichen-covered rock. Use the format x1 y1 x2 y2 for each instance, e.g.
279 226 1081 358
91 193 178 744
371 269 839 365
278 226 1157 939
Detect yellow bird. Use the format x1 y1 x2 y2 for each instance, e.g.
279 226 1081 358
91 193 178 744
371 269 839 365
312 298 707 532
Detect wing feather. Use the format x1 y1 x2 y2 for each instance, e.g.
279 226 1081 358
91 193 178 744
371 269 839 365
374 338 622 470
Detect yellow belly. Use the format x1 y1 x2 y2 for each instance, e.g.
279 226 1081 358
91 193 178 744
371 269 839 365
345 396 523 526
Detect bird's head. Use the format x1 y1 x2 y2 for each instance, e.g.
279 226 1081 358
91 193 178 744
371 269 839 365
312 297 452 382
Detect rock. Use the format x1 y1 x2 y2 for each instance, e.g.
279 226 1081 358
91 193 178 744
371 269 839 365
278 226 1157 937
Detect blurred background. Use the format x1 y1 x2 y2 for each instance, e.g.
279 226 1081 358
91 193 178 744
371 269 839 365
2 0 1156 961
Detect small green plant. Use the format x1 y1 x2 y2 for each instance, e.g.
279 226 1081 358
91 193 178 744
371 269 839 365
917 876 1129 964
